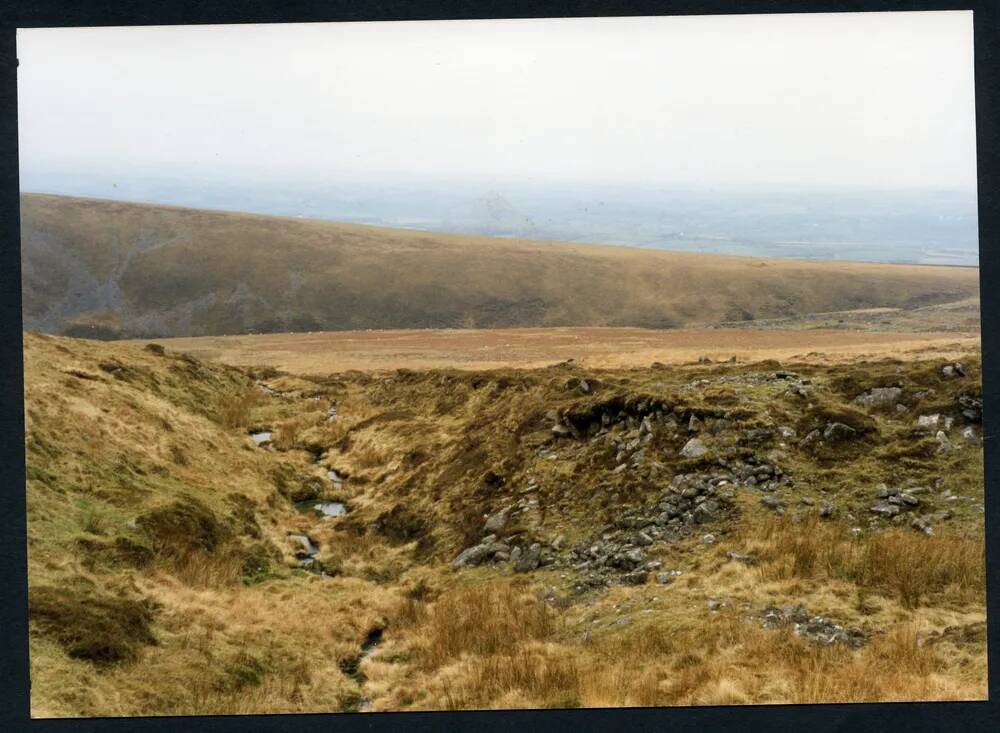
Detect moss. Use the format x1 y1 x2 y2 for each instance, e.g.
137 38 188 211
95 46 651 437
28 585 157 666
76 536 155 570
136 497 231 556
216 653 267 693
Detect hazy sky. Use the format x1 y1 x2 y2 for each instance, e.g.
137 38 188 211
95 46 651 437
17 11 977 190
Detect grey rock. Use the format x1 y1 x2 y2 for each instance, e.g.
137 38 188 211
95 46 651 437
869 501 901 518
514 545 542 572
693 499 721 523
800 429 821 447
452 543 492 568
855 387 903 409
621 569 649 586
483 507 510 534
761 495 784 511
916 414 940 428
680 438 708 458
910 516 934 536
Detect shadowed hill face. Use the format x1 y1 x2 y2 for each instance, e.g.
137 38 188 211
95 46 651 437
20 193 981 339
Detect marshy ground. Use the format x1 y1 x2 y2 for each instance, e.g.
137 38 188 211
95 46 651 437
24 328 986 716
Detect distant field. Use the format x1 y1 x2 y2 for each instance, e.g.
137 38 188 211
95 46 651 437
146 326 980 373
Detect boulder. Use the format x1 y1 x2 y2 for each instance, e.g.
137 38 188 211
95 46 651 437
761 495 784 511
869 502 900 518
680 438 708 459
621 569 649 586
514 545 542 572
855 387 903 409
916 414 940 428
483 508 510 534
693 499 721 523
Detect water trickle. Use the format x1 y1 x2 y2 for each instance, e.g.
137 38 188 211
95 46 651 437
296 500 348 518
250 431 273 445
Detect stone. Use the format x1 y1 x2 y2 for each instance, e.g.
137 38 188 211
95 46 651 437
962 426 978 443
624 548 646 566
869 501 901 518
936 431 952 451
693 499 721 523
288 533 319 559
761 495 783 511
800 429 821 447
514 545 542 572
911 516 934 536
778 426 797 439
551 423 572 437
622 569 649 586
483 508 511 534
655 572 675 585
916 414 940 428
818 502 834 519
898 493 919 507
688 415 702 432
855 387 903 409
701 533 717 545
680 438 708 458
452 543 492 568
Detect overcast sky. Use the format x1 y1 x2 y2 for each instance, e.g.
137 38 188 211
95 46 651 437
17 11 977 191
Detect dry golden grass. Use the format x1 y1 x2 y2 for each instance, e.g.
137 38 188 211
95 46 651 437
749 516 985 608
411 582 557 670
369 576 985 712
151 327 980 374
217 388 262 430
23 331 986 716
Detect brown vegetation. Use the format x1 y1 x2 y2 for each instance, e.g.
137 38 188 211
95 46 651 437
22 331 985 716
22 193 978 339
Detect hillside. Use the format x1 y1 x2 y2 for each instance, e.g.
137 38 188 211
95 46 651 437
25 332 985 715
20 193 980 340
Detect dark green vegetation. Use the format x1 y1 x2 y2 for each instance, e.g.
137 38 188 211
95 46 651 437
21 194 979 339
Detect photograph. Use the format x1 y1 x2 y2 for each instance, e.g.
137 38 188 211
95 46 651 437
17 11 986 717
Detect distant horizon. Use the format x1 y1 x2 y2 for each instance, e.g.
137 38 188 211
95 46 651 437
20 182 980 268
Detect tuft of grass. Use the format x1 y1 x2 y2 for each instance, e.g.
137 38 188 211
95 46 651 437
217 387 261 430
414 582 557 670
28 585 157 666
753 516 985 607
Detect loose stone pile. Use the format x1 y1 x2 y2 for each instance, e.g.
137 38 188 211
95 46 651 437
759 604 867 648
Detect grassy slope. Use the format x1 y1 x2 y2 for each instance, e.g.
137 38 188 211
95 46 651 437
25 332 986 716
21 193 980 339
